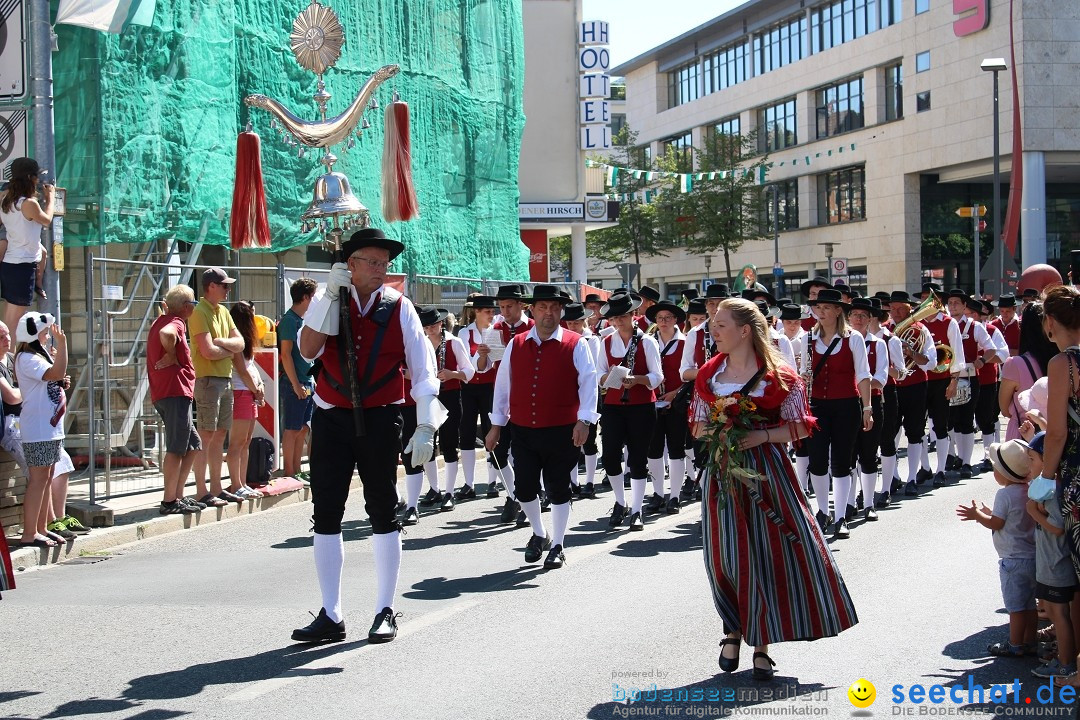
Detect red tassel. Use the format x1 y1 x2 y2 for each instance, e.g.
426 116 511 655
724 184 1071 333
382 101 420 223
230 131 272 249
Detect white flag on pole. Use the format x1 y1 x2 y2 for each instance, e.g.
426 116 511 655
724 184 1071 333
56 0 156 34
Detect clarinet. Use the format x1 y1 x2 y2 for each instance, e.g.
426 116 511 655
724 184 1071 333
437 337 447 381
620 331 641 404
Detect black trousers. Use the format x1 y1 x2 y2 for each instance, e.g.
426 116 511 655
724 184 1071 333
926 378 952 440
435 389 462 463
853 394 883 474
399 405 421 474
880 385 899 456
647 406 688 460
601 403 656 479
310 406 403 535
459 383 493 448
807 397 861 477
948 377 980 434
510 423 579 505
893 382 928 444
976 380 1000 435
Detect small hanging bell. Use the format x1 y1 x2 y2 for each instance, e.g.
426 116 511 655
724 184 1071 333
361 116 371 130
369 96 379 111
298 146 306 159
347 136 356 149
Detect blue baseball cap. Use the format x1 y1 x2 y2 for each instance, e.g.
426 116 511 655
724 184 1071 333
1028 431 1045 455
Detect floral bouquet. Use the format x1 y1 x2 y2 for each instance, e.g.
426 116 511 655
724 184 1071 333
701 392 767 507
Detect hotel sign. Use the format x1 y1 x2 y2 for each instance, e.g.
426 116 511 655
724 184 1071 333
953 0 989 37
579 20 612 150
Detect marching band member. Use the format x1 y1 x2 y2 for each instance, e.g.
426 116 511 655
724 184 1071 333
885 291 934 496
921 290 966 487
974 299 1010 472
490 285 534 523
678 297 709 498
680 286 727 500
597 291 663 530
457 295 499 499
945 290 997 480
802 288 873 539
846 298 889 522
419 307 474 510
780 303 812 495
584 293 605 335
486 286 598 569
563 302 602 498
635 286 661 332
799 277 832 332
644 300 687 514
755 301 796 369
989 294 1019 356
865 298 905 508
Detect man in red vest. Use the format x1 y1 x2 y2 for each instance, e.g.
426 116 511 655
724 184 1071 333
293 228 440 645
486 285 598 569
988 294 1019 356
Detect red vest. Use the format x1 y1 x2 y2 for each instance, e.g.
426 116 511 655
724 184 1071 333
316 293 406 409
923 314 953 381
436 335 462 392
508 331 581 428
634 315 649 332
810 335 858 400
801 316 817 332
656 334 684 394
603 333 657 405
990 317 1020 353
496 317 534 345
462 326 495 386
959 317 980 376
866 337 882 396
978 326 1002 385
692 325 712 368
893 320 928 387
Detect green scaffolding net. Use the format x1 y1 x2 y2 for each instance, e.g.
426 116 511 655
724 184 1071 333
52 0 528 280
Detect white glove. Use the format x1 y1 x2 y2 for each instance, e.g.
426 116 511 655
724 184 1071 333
405 423 436 466
325 262 352 301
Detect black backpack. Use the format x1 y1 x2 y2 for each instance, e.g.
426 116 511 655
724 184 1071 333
246 437 275 487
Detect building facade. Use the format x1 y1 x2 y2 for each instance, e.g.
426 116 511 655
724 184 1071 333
604 0 1079 299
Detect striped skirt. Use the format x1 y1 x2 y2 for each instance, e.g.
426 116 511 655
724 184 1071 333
702 441 857 646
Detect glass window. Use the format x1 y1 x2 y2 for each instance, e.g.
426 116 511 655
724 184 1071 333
915 0 929 13
714 116 741 139
816 76 864 139
703 41 749 94
753 15 806 76
663 132 694 172
668 60 701 108
818 166 866 224
610 113 627 140
915 51 930 72
885 63 903 121
811 0 898 54
712 117 742 164
758 98 798 152
764 179 800 230
916 90 931 112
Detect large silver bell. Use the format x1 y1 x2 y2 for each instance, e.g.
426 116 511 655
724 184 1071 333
301 171 369 225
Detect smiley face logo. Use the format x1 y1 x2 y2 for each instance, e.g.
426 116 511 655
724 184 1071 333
847 678 876 708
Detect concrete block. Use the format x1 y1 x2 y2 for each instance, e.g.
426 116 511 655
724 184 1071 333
69 503 115 528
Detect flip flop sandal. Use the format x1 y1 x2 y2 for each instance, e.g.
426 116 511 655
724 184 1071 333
19 537 56 548
1053 673 1080 689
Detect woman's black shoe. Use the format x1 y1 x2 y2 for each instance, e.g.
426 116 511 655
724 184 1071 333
628 511 644 531
401 507 419 526
718 638 740 673
368 607 399 643
418 488 441 507
751 651 776 681
292 608 345 643
582 483 596 499
524 533 551 563
608 503 628 527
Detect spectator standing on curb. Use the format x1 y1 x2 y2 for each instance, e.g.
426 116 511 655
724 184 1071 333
225 300 266 500
279 277 317 479
148 284 208 514
0 158 52 333
189 268 245 505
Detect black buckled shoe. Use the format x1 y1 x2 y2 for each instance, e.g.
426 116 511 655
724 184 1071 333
815 510 831 533
516 510 529 527
832 518 850 539
947 454 962 471
628 511 644 531
751 652 776 681
570 484 582 498
486 482 500 499
292 608 346 643
845 504 857 522
500 498 518 524
582 482 596 499
931 472 945 488
543 544 565 569
977 458 993 474
718 638 741 673
679 479 694 501
608 502 628 528
418 488 441 507
960 464 973 479
454 486 476 501
645 493 665 514
524 533 552 563
903 480 918 497
394 500 407 512
916 468 933 484
666 497 681 514
440 493 455 512
874 491 891 509
890 476 903 494
864 507 878 521
401 507 419 526
368 607 399 643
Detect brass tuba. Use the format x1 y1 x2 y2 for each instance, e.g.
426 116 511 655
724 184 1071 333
894 291 945 376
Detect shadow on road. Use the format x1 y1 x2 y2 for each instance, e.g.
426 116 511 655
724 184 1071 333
403 566 546 600
0 690 41 706
610 521 701 558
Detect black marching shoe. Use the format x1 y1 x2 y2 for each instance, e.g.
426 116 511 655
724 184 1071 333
394 500 407 512
440 493 455 512
679 479 695 501
516 510 529 527
666 497 681 514
977 458 993 474
875 491 891 509
832 518 850 539
645 493 665 514
903 480 919 497
845 504 857 522
608 502 628 528
500 498 519 524
401 507 419 526
890 476 903 494
946 454 962 471
570 484 581 498
718 638 741 673
601 476 612 488
628 511 644 531
418 488 441 507
486 482 500 499
455 486 477 501
916 468 933 484
543 544 565 569
524 533 552 563
751 652 777 681
864 507 878 521
292 608 346 643
931 471 945 488
368 607 399 643
960 464 973 479
582 482 596 499
815 510 831 533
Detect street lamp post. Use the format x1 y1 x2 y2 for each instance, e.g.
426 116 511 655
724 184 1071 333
766 184 784 296
818 242 836 283
703 255 712 290
982 57 1007 295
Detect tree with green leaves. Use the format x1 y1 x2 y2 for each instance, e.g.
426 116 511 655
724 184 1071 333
657 128 771 286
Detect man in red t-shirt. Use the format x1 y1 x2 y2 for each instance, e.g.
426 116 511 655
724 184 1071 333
147 284 203 515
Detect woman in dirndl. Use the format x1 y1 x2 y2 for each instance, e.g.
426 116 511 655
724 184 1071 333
691 298 858 681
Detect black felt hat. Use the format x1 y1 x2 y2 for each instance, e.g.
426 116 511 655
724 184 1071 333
807 288 851 310
638 285 661 303
946 288 969 301
996 294 1017 308
704 284 730 299
645 300 686 324
779 304 807 321
922 282 943 295
800 276 833 296
341 228 405 261
741 288 777 306
687 298 707 315
562 302 594 322
495 284 528 300
682 288 700 300
754 300 780 320
584 293 604 304
890 290 918 305
600 291 643 318
1022 288 1039 299
465 295 498 310
848 297 886 321
526 284 573 304
417 306 449 327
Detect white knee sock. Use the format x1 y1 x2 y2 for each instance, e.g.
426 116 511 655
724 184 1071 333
569 464 579 487
492 458 516 499
994 426 1000 443
610 472 625 506
983 433 994 455
810 473 830 515
460 449 476 488
585 454 598 485
906 443 923 483
949 431 960 456
935 434 951 474
648 457 666 498
444 461 458 495
880 455 897 494
861 472 877 510
832 475 850 523
487 464 499 494
795 455 810 492
961 433 975 465
630 476 648 514
921 437 932 471
667 459 685 498
405 472 424 510
424 461 440 493
372 531 401 612
314 533 345 622
551 501 571 547
848 475 859 509
520 498 546 537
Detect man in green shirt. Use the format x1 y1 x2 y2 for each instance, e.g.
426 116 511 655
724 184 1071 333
189 267 245 505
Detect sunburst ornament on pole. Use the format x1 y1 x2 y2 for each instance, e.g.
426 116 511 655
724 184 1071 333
289 1 344 76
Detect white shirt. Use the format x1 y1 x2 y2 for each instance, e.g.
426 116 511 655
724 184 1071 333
955 315 995 375
987 324 1010 364
801 330 873 385
438 332 475 383
231 356 260 392
305 286 439 409
581 329 602 368
770 328 797 370
14 350 65 443
490 326 599 427
869 327 906 378
863 334 889 388
680 322 712 379
0 198 44 263
596 331 664 390
784 328 807 372
458 323 494 375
